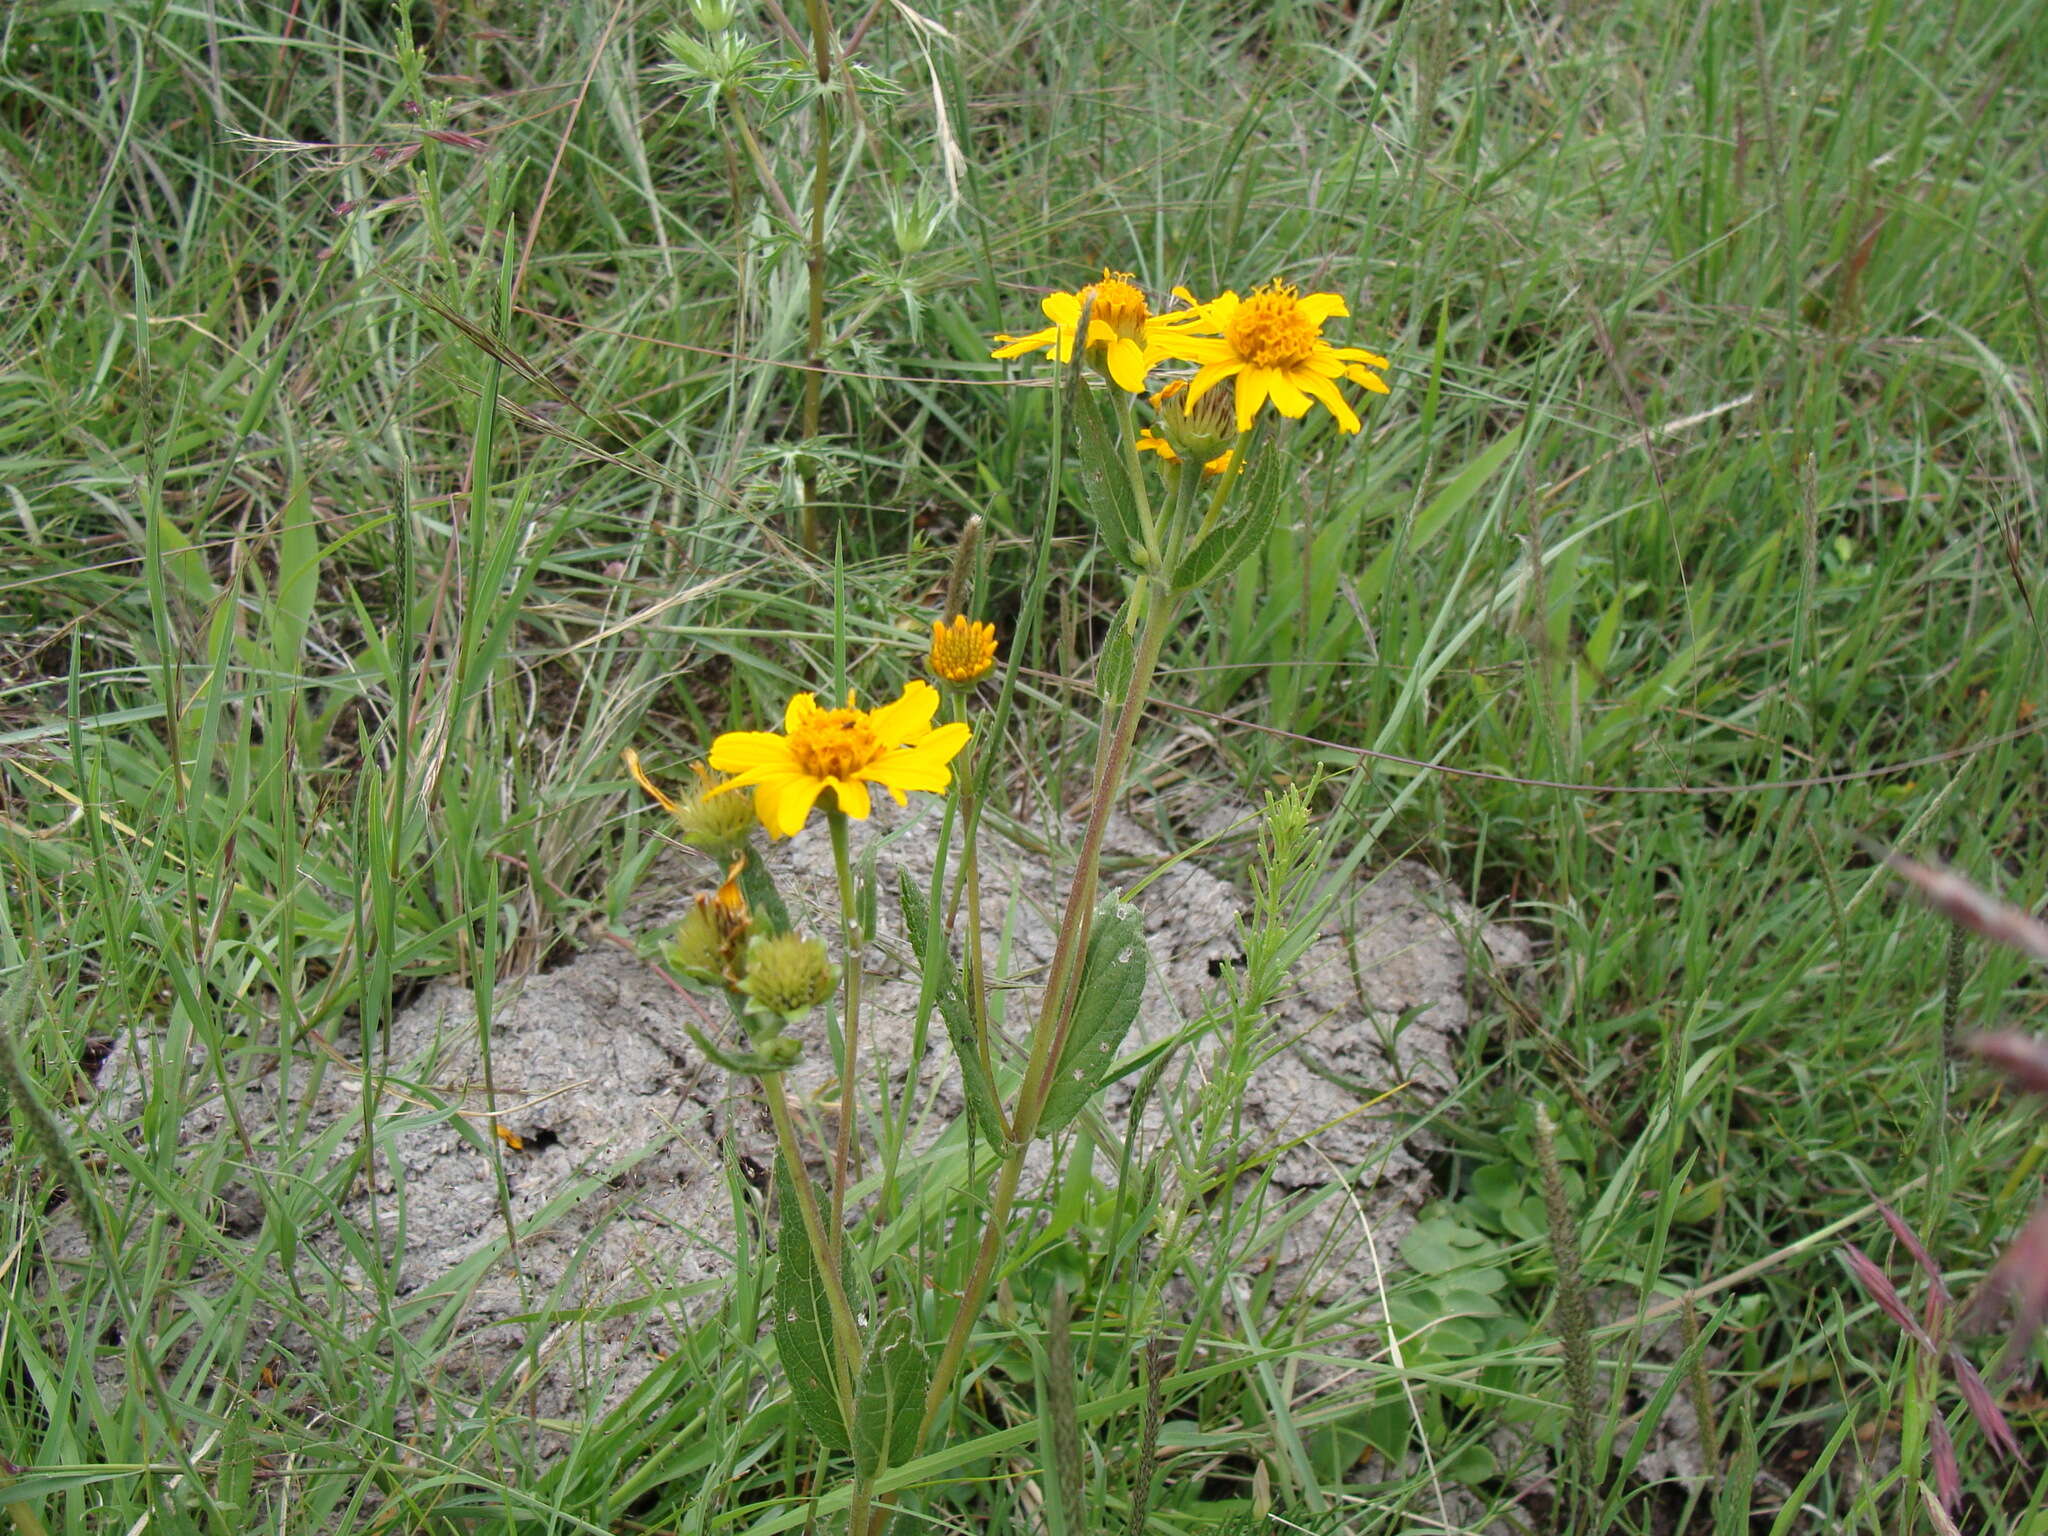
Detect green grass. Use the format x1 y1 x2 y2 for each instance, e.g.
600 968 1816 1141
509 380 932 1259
3 0 2046 1530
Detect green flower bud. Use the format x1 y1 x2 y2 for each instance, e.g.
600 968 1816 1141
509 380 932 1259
663 903 728 984
737 933 836 1022
661 866 753 986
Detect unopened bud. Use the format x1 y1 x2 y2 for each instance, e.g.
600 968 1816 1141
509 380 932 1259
738 933 836 1021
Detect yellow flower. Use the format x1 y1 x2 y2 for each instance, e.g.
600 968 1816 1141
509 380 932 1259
1155 281 1389 433
989 270 1203 393
928 615 998 685
707 680 971 838
1134 428 1235 477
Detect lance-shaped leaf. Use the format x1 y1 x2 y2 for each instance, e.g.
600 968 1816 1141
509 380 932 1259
853 1309 930 1478
1038 897 1148 1138
773 1154 854 1451
1171 450 1286 592
897 870 1009 1146
737 849 792 935
1071 385 1143 568
1096 593 1137 710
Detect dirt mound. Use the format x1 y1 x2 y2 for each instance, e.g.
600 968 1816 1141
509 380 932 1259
74 804 1528 1423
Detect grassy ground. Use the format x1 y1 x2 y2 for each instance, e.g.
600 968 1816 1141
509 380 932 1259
2 0 2046 1530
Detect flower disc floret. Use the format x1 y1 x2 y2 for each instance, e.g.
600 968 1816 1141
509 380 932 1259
707 680 970 838
929 615 998 685
1154 280 1390 434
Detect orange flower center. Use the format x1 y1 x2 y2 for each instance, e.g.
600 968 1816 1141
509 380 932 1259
1081 271 1150 343
1225 282 1319 368
790 707 881 781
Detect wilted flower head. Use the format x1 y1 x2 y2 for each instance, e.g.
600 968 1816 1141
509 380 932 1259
664 861 753 985
625 749 757 856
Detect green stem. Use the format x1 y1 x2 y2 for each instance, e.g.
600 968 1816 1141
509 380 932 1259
916 1150 1025 1442
1010 575 1179 1142
826 807 863 1250
1110 387 1162 562
913 575 1179 1455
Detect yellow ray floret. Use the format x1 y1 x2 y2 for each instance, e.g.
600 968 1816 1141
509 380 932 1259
1153 281 1389 433
1134 428 1235 477
706 680 971 839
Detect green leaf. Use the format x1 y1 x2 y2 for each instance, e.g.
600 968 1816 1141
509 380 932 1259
738 849 792 934
1037 896 1148 1138
897 871 1008 1145
773 1154 852 1451
1096 596 1136 709
1071 386 1142 566
1169 451 1285 591
853 1309 929 1478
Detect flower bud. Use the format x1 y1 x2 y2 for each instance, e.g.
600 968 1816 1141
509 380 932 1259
928 615 998 687
737 933 837 1022
1149 378 1236 466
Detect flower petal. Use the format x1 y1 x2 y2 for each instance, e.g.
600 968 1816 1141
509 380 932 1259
1183 360 1244 409
765 774 827 839
1299 292 1350 323
623 749 681 816
1267 371 1312 418
1331 345 1391 370
863 723 971 794
709 731 797 781
1297 369 1362 433
828 777 873 820
783 693 821 733
866 679 941 746
991 327 1057 360
1234 366 1273 430
1347 364 1391 394
1106 337 1151 393
1041 291 1082 326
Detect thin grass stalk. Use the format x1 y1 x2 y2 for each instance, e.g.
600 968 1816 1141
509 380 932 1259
798 0 836 551
1045 1286 1085 1536
1126 1338 1168 1536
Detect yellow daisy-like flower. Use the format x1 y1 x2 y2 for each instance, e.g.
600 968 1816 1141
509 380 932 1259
989 270 1202 394
707 680 971 839
1156 281 1390 433
929 615 998 685
1134 428 1235 477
